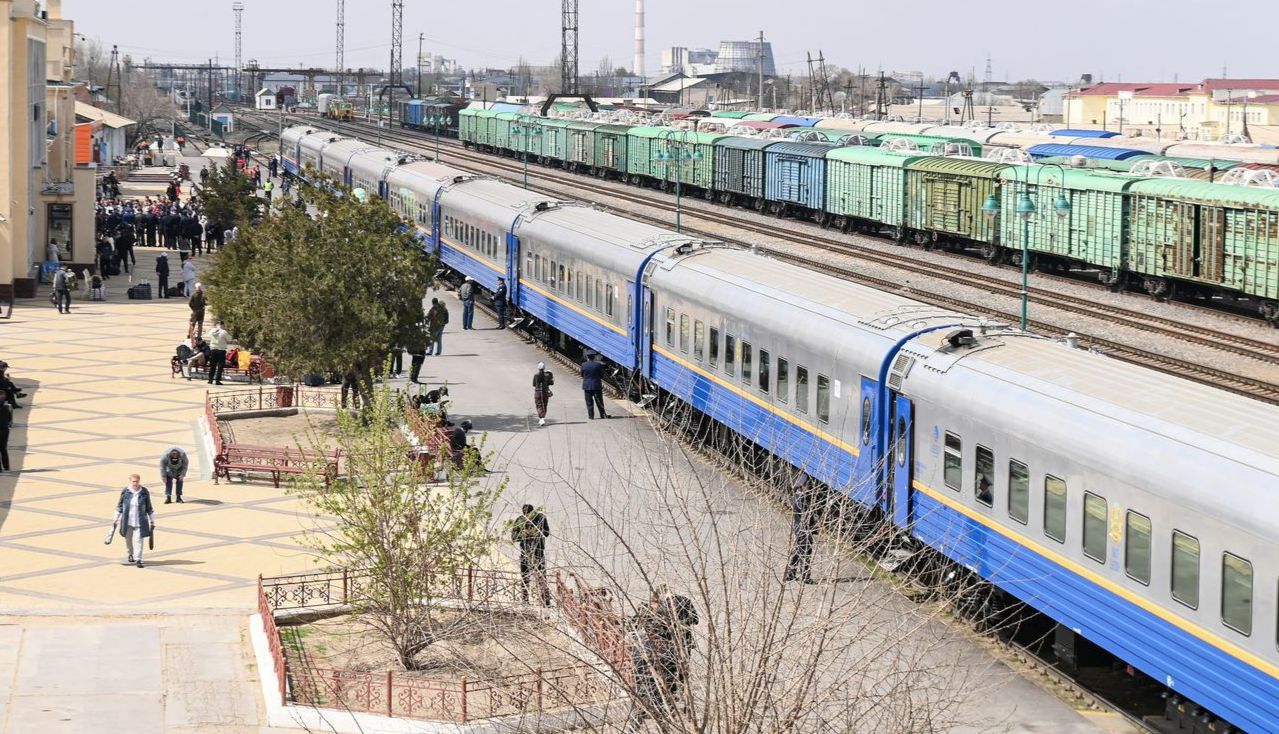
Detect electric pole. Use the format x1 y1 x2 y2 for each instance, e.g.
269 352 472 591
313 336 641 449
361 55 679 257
418 33 424 98
561 0 579 94
756 31 765 110
232 2 243 101
336 0 345 93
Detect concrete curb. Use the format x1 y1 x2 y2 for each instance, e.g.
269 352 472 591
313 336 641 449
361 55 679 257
248 613 620 734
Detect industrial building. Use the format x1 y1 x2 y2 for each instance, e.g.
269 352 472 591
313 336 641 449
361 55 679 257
659 40 775 77
0 0 97 300
1064 78 1279 142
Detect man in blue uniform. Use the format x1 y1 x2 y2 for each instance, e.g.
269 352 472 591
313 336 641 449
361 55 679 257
580 352 609 420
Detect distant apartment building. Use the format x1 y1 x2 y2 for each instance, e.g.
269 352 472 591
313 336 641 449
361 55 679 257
1 0 97 299
1065 79 1279 140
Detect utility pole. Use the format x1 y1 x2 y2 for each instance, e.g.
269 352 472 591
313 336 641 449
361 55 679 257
756 31 765 110
106 44 122 114
915 78 926 122
561 0 579 93
417 33 424 98
389 0 404 86
232 2 244 101
874 70 887 120
336 0 345 93
816 51 835 113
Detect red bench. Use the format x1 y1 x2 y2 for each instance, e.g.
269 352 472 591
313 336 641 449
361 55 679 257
214 444 340 487
172 355 265 383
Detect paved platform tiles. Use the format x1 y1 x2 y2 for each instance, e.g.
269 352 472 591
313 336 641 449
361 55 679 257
0 248 318 733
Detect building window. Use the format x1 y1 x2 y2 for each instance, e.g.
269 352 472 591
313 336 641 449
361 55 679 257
1044 476 1067 543
777 358 790 404
741 342 752 384
758 350 770 394
725 335 736 376
1082 492 1107 563
1124 511 1152 585
1221 554 1252 636
943 433 962 491
679 314 690 353
1171 531 1200 609
709 327 720 366
975 446 994 507
693 321 704 362
796 366 808 413
816 374 830 424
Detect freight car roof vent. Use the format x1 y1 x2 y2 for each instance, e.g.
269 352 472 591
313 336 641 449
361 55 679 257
945 329 976 350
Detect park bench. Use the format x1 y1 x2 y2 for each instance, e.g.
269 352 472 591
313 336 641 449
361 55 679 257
171 354 266 383
214 444 340 487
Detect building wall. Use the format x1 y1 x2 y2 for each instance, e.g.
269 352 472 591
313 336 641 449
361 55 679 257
1065 89 1279 140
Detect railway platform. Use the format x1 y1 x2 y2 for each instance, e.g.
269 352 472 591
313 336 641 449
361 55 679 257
0 249 1133 732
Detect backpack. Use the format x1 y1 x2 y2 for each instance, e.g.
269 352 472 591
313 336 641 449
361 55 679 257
176 344 193 360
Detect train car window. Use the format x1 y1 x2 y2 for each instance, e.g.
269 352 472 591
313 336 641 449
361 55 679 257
975 446 994 507
1171 531 1200 610
860 396 870 445
584 275 592 306
559 264 567 291
679 315 690 353
1221 553 1252 635
574 272 582 302
742 342 753 384
694 321 705 362
778 358 790 404
596 281 604 311
605 285 615 318
725 335 737 376
526 251 534 281
1124 511 1152 585
943 433 962 491
549 260 558 289
1044 476 1067 543
665 308 675 346
709 328 720 366
1082 492 1108 563
759 351 770 395
796 366 809 413
816 375 831 424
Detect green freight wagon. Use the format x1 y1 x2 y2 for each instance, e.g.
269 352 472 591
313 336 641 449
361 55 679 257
534 117 572 164
903 157 1008 247
461 109 502 150
874 133 984 158
998 165 1140 283
1125 179 1279 319
493 112 519 153
565 120 603 171
825 147 921 236
593 124 633 179
711 110 751 119
625 128 723 191
459 108 479 146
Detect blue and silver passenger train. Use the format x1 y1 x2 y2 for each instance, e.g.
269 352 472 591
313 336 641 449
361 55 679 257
280 125 1279 733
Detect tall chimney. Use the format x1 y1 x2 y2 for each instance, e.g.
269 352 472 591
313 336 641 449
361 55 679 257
633 0 645 82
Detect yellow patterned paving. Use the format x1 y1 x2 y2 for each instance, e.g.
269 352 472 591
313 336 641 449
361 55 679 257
0 250 324 611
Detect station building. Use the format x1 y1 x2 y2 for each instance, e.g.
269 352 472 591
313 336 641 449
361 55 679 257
1065 79 1279 142
0 0 96 299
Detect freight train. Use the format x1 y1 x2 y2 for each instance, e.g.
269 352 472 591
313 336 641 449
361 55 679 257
459 110 1279 324
280 124 1279 733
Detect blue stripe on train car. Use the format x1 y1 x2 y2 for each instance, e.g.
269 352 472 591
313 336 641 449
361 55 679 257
517 283 634 367
910 487 1279 734
437 241 504 292
283 159 299 176
649 348 872 505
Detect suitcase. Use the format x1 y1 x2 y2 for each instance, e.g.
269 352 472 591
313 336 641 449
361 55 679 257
127 283 152 300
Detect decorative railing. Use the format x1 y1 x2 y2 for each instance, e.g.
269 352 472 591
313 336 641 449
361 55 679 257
258 568 614 721
554 573 631 679
207 386 342 415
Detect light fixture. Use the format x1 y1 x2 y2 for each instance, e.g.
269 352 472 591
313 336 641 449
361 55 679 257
981 193 999 219
1015 193 1036 222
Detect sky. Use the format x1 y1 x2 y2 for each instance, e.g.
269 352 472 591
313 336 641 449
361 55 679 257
62 0 1278 84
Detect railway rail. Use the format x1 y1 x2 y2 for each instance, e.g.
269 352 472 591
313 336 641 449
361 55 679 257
238 112 1279 405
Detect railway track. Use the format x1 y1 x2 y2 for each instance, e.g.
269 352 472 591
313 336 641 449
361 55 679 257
239 113 1279 404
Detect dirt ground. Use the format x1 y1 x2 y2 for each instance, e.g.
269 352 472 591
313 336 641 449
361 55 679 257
282 608 585 680
220 411 341 451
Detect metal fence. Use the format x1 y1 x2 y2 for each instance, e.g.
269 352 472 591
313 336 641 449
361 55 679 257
258 569 614 722
207 386 342 416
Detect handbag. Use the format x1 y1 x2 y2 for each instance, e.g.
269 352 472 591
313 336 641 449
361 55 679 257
103 522 116 545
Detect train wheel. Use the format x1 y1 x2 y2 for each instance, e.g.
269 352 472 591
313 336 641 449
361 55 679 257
718 192 732 205
1260 301 1279 325
752 198 766 212
912 231 930 247
1098 268 1125 290
979 242 1002 263
816 212 831 228
658 180 670 193
838 217 853 234
767 202 782 216
1143 276 1171 299
628 175 640 186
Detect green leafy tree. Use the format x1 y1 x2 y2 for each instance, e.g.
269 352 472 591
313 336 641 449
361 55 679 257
197 158 258 228
293 380 505 670
204 171 434 382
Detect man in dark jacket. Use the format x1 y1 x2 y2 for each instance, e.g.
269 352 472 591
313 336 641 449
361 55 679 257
510 504 550 605
183 215 204 256
188 285 206 337
426 298 449 356
142 208 157 247
784 472 819 584
160 447 189 504
493 277 508 329
114 225 135 273
111 474 155 568
155 253 170 298
580 352 609 420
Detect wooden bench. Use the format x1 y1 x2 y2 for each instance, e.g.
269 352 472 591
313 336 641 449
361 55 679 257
171 355 265 383
214 444 340 487
408 425 458 473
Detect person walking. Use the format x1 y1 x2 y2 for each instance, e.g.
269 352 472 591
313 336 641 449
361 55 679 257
0 392 12 472
494 277 508 329
160 447 188 504
510 504 551 605
207 322 229 385
532 362 554 427
181 256 196 297
263 179 274 202
458 277 476 330
580 352 609 420
52 265 72 314
109 474 155 568
426 298 449 356
340 371 363 410
188 284 206 338
155 253 170 298
407 318 428 384
784 472 819 584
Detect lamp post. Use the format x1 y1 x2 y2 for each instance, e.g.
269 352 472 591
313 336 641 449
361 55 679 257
654 128 701 233
428 113 443 161
510 112 543 189
982 162 1071 331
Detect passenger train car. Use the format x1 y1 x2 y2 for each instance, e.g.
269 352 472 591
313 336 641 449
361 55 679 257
277 125 1279 732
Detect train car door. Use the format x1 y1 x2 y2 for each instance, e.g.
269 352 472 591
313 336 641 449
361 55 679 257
505 232 521 304
855 377 879 508
889 395 914 527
